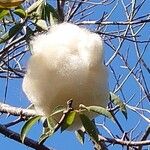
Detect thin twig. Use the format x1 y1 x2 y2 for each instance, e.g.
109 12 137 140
98 134 150 146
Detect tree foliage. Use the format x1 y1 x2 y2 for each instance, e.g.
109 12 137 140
0 0 150 150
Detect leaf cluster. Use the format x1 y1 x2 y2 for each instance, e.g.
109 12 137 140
20 93 127 145
0 0 59 45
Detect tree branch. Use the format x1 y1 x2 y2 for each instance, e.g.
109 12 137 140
98 135 150 147
0 102 36 117
77 18 150 26
138 125 150 150
0 124 51 150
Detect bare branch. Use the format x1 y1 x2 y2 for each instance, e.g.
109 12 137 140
0 102 36 117
0 124 51 150
98 134 150 147
76 18 150 26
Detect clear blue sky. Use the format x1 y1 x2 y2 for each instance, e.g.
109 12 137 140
0 1 150 150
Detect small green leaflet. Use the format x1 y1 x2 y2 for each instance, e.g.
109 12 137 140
75 129 85 144
80 113 99 143
39 131 52 144
46 116 56 131
110 92 128 119
46 3 58 25
0 9 9 20
80 104 114 121
46 3 58 20
39 117 55 144
14 7 26 18
20 115 41 143
61 111 76 132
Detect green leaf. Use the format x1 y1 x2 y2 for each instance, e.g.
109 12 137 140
39 131 51 144
14 7 26 18
110 92 128 119
20 116 41 143
80 104 114 121
75 129 85 144
35 19 48 31
61 111 76 132
39 117 55 144
47 117 56 131
50 105 66 117
46 3 58 19
80 113 99 143
45 3 58 25
0 23 24 44
0 9 9 20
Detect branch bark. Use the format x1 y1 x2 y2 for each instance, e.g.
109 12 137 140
77 18 150 26
98 135 150 147
0 102 150 148
0 124 51 150
0 102 36 117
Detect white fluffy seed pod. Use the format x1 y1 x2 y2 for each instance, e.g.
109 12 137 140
22 23 108 130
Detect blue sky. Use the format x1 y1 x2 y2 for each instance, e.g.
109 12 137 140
0 0 150 150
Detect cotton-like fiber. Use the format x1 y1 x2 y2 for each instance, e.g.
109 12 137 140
22 23 108 130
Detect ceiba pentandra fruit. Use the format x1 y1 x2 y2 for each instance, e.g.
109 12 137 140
22 23 108 130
